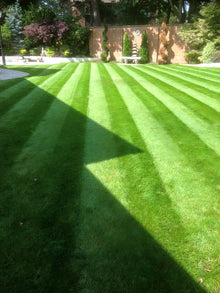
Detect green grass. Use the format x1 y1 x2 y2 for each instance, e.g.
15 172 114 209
0 63 219 292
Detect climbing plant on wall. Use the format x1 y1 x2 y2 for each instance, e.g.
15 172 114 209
101 20 109 62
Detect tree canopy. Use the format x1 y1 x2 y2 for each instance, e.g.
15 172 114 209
0 0 217 25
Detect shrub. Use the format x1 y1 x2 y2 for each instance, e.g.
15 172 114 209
62 18 90 56
184 50 201 64
4 47 18 55
23 20 69 47
101 20 109 62
19 48 27 56
45 46 56 57
122 33 131 57
214 37 220 50
211 51 220 63
29 47 41 56
202 42 216 63
59 45 70 57
101 52 108 62
139 31 149 64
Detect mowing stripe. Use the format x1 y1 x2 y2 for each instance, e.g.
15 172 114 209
111 64 220 184
131 66 220 125
136 65 220 112
13 63 86 175
119 65 220 156
146 64 220 94
100 63 190 247
98 63 146 149
105 64 219 226
0 63 66 100
136 65 220 125
0 63 76 128
180 65 220 77
162 65 220 83
77 63 123 290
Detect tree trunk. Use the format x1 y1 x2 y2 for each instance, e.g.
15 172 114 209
91 0 101 26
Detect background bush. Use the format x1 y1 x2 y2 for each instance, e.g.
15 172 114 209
45 46 56 57
59 45 70 57
19 48 27 56
202 42 216 64
62 17 90 56
139 31 149 64
184 51 201 64
122 33 131 57
29 47 41 56
211 51 220 63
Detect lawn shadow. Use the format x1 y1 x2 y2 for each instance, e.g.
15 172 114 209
0 72 207 292
1 65 62 78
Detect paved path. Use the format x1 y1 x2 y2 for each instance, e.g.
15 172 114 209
0 68 29 80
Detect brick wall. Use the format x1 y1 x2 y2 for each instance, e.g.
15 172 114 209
89 25 188 64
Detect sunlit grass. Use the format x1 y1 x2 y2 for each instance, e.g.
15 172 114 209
0 63 219 292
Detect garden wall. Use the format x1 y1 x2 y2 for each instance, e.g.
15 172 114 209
89 25 188 63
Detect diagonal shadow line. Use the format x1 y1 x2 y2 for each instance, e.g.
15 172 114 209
79 168 206 293
0 66 207 292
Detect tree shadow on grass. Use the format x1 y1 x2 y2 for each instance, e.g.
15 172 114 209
0 72 207 292
1 65 62 77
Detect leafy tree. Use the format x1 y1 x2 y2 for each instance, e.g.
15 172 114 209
139 31 149 63
5 0 24 49
62 15 90 56
0 0 39 10
1 21 12 49
122 33 131 56
178 1 220 51
202 41 216 63
23 19 69 48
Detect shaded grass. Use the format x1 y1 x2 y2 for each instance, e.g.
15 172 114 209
0 63 219 292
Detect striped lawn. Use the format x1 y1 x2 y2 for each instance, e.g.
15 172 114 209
0 63 219 293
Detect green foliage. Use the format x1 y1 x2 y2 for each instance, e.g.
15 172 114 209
184 51 201 64
101 20 109 62
178 2 220 51
178 19 208 50
139 31 149 64
5 0 24 48
214 37 220 50
101 51 108 62
200 1 220 39
202 41 216 63
1 21 12 49
211 51 220 63
22 1 61 26
122 33 131 57
19 48 27 56
45 46 56 57
59 45 70 57
29 47 41 56
63 18 90 56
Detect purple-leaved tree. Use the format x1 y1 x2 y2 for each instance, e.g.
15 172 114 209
23 20 69 47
